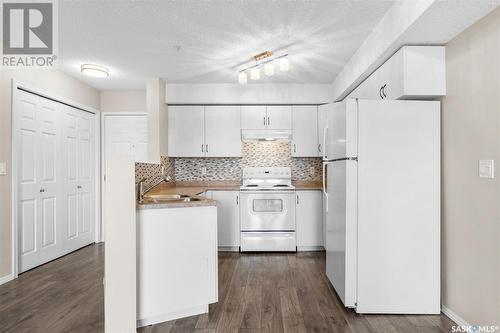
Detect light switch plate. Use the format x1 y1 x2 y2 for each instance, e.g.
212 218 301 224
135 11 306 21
0 162 6 175
479 160 494 179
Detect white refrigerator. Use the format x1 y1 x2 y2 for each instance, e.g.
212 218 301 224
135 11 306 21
321 98 440 314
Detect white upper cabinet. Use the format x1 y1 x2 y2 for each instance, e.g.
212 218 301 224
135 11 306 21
204 106 242 157
291 106 318 157
241 105 291 130
266 105 292 130
169 105 242 157
241 106 267 129
168 105 205 157
348 46 445 100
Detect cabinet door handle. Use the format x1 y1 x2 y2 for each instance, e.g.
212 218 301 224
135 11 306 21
382 84 387 98
296 194 299 205
263 117 266 126
206 144 208 153
201 144 204 153
267 117 270 126
379 86 384 99
318 143 321 153
77 185 82 189
39 189 45 193
293 144 296 153
236 195 239 205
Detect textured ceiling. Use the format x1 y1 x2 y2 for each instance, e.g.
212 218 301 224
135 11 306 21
58 0 394 90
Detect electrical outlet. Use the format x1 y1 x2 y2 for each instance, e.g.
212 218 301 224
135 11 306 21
201 167 207 176
479 160 494 179
309 166 315 176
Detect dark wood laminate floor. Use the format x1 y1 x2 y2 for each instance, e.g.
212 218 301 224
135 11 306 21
140 252 456 333
0 244 456 333
0 243 104 333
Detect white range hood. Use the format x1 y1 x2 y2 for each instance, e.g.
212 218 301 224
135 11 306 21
241 129 293 142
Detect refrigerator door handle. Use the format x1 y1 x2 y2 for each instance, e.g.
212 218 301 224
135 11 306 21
323 162 329 212
322 126 328 160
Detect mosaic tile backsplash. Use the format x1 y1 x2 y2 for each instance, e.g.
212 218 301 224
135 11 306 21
135 142 322 184
135 156 175 184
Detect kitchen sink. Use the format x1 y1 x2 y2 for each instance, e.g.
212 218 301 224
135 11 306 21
141 194 202 204
144 194 189 200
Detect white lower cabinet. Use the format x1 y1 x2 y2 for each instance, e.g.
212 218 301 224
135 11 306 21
296 190 323 250
211 191 240 250
136 206 218 326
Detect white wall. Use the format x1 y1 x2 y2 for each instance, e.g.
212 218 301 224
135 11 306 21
100 90 146 112
0 69 100 279
104 157 136 333
441 6 500 327
165 83 333 104
147 78 168 163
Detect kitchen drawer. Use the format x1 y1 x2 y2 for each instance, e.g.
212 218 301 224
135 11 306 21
240 232 296 252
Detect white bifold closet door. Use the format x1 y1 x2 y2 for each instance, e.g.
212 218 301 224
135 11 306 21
61 105 95 254
15 89 95 273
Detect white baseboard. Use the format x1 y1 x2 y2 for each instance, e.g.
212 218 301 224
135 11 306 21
137 304 208 327
218 246 239 252
297 246 325 252
441 304 470 327
0 273 15 286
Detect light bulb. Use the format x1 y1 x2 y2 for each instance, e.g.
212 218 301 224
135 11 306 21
238 71 247 84
250 67 260 80
264 62 274 76
279 57 289 71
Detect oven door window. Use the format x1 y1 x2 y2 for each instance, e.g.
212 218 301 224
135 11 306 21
252 199 283 212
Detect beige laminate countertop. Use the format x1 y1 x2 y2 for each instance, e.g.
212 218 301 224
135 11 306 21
136 180 322 209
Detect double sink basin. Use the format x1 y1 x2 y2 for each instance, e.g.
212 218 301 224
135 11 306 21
141 193 202 204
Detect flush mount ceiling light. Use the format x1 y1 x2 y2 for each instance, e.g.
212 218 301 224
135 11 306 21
81 64 109 78
238 51 289 84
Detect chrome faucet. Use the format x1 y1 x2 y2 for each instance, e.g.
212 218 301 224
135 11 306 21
137 173 172 203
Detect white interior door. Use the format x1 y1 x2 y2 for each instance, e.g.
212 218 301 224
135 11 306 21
204 106 241 157
104 115 148 163
62 106 96 253
15 89 96 273
133 116 148 162
76 112 95 249
37 98 62 264
16 91 43 272
62 106 80 253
